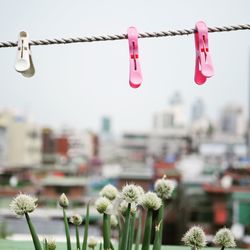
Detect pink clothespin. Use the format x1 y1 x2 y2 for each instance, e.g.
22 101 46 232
128 27 142 88
194 21 214 85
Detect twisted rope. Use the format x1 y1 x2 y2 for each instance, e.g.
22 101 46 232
0 24 249 48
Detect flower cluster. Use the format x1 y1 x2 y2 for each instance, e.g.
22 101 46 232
95 197 112 214
70 214 83 226
213 228 236 248
10 193 37 216
154 177 175 200
182 226 206 249
100 184 118 201
121 184 140 204
141 191 162 211
59 193 69 208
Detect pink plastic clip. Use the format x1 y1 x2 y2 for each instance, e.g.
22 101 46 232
128 26 142 88
194 21 214 85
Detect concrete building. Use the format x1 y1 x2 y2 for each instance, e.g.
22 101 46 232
0 109 41 168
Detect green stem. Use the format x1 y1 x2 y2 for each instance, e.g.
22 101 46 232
25 213 42 250
142 209 153 250
103 213 111 250
118 215 123 250
99 243 103 250
76 225 81 250
128 213 136 250
43 238 48 250
63 208 72 250
120 203 131 250
82 203 90 250
153 202 164 250
134 212 142 250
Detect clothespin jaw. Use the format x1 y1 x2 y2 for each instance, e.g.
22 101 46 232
15 31 35 77
194 21 214 85
128 27 142 88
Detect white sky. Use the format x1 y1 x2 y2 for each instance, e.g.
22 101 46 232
0 0 250 134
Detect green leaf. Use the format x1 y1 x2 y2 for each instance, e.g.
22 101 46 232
25 213 42 250
82 203 90 250
142 209 153 250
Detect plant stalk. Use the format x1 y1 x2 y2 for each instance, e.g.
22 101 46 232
128 213 136 250
120 203 131 250
142 209 153 250
82 203 90 250
25 213 42 250
153 202 165 250
76 225 81 250
103 213 111 250
134 212 142 250
63 208 72 250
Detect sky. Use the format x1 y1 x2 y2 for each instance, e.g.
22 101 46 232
0 0 250 134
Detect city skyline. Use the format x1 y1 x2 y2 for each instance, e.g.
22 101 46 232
0 1 249 134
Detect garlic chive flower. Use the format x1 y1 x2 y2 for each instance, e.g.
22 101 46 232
70 214 83 226
119 200 137 216
95 197 112 214
110 215 118 228
182 226 206 249
9 193 37 216
47 239 56 250
213 228 236 248
154 177 175 200
141 192 162 210
59 193 69 208
121 184 140 204
100 184 118 201
88 236 98 249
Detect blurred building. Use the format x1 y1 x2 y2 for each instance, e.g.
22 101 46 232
0 109 41 168
219 105 246 137
99 116 118 162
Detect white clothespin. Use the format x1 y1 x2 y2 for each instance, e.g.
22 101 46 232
15 31 35 77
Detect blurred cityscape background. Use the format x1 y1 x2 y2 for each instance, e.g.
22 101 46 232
0 91 250 247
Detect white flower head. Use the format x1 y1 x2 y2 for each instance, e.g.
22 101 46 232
9 193 37 216
70 214 82 226
154 177 175 200
213 228 236 248
95 197 112 214
121 184 140 204
141 192 162 211
119 200 137 216
100 184 118 201
182 226 206 249
59 193 69 208
110 215 118 228
88 236 98 248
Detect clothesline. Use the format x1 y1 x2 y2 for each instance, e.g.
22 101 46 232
0 23 250 48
